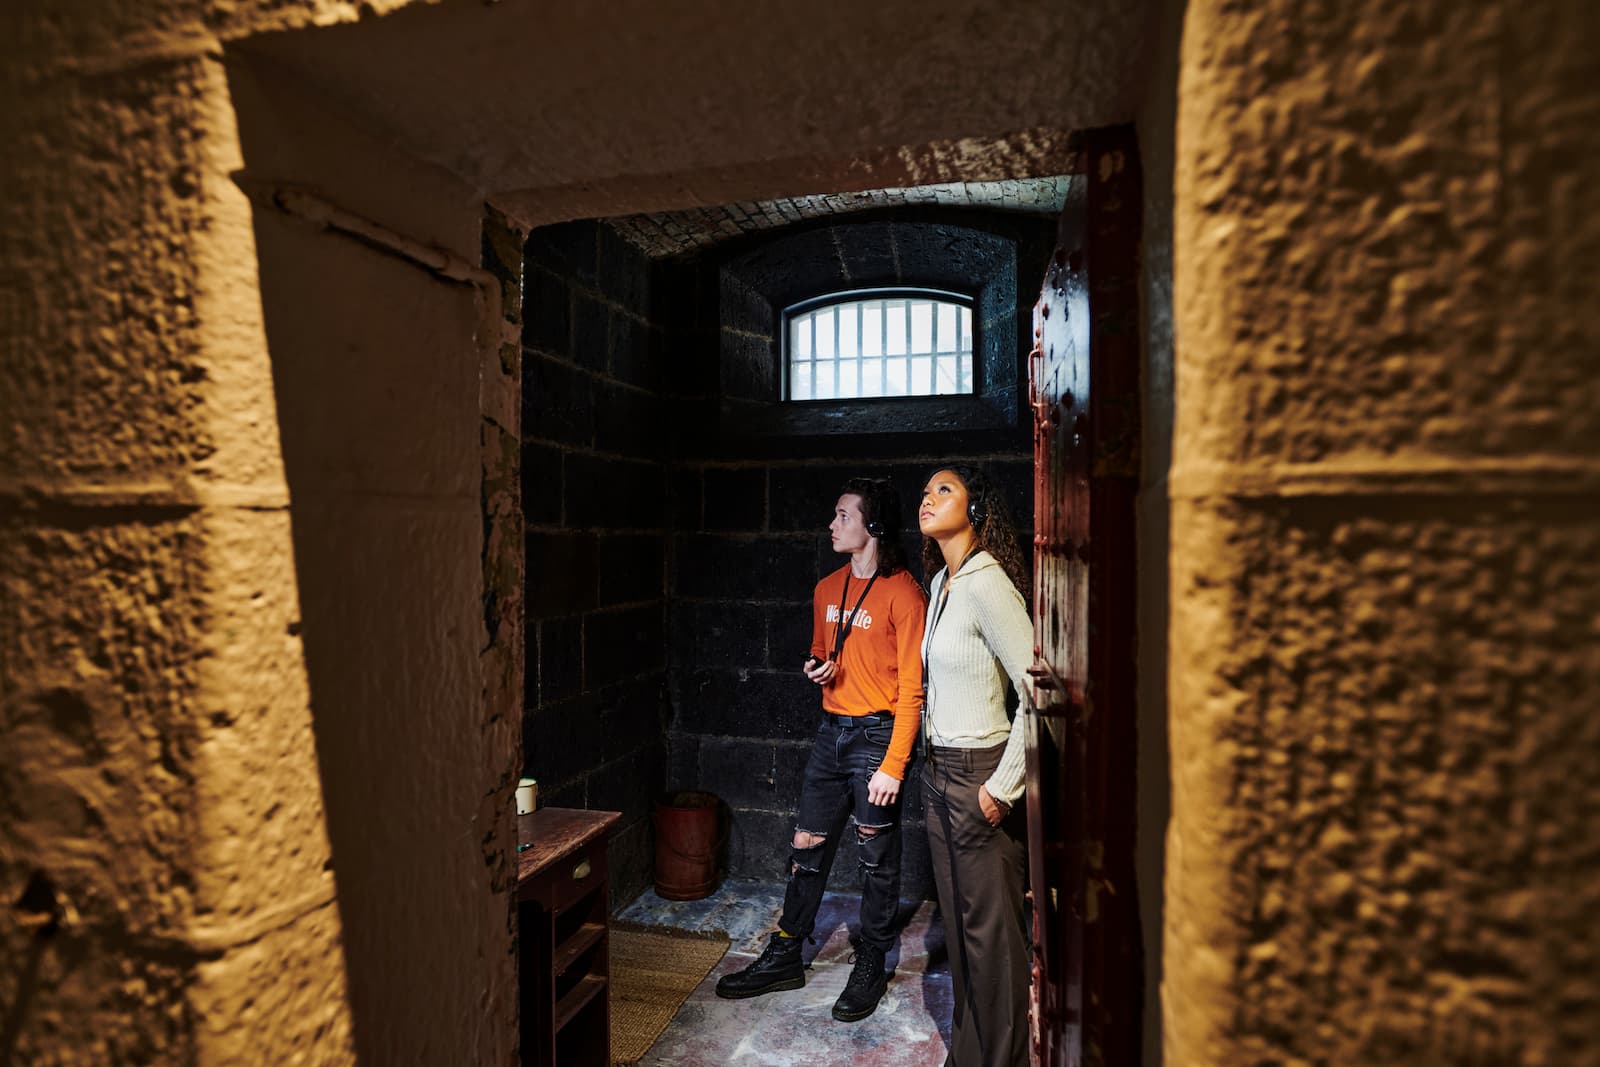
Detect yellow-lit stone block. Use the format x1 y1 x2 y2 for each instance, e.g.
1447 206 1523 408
0 62 212 487
1 517 206 939
191 900 354 1065
191 507 337 928
1168 496 1600 1064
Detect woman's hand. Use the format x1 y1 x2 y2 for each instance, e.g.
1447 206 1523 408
803 657 838 685
867 770 901 806
977 783 1010 827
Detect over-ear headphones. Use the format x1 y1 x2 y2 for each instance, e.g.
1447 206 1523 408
843 477 896 541
967 492 988 529
864 480 895 539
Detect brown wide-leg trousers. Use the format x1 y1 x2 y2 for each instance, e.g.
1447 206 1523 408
923 742 1029 1067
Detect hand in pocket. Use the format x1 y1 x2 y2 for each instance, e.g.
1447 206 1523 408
977 783 1009 827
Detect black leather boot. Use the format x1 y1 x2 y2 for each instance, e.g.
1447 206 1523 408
831 944 889 1021
714 931 805 999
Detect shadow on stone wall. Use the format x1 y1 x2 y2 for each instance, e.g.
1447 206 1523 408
234 49 508 1057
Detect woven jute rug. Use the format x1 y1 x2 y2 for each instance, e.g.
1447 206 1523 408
608 922 730 1065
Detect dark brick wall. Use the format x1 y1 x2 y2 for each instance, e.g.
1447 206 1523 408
521 221 667 906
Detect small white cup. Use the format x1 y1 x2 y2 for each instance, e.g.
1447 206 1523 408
515 778 538 815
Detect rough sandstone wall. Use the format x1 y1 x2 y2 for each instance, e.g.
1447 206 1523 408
1169 2 1599 1065
1 3 515 1063
1136 0 1186 1063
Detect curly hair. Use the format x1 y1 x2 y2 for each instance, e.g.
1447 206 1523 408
839 476 908 577
919 465 1030 599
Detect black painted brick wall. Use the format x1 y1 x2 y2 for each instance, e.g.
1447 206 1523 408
522 221 667 907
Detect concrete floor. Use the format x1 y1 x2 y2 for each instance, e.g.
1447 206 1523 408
616 878 954 1066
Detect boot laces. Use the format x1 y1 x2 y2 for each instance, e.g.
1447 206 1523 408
844 946 884 992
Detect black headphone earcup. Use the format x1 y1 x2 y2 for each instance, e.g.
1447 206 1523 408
865 519 885 539
967 497 987 528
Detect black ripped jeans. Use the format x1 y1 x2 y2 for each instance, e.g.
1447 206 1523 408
777 711 903 952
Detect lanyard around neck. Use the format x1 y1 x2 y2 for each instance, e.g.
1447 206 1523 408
831 568 879 662
921 546 983 692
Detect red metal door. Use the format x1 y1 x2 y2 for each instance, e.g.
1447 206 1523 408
1026 125 1142 1067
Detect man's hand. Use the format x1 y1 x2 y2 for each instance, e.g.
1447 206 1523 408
977 783 1010 827
867 770 901 806
803 658 838 685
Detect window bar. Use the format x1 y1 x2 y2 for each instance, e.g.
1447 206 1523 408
931 299 940 394
965 307 973 392
857 302 866 397
819 307 832 403
808 312 817 399
880 299 888 395
958 307 967 392
832 305 841 399
811 308 820 400
806 310 819 403
817 309 826 399
903 300 913 395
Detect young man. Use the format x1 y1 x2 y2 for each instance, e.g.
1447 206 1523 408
715 477 927 1021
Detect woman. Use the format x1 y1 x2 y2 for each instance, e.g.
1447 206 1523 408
917 465 1033 1067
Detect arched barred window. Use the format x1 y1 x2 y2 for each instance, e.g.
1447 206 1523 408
785 289 975 401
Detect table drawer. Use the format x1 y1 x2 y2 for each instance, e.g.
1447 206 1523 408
529 844 607 914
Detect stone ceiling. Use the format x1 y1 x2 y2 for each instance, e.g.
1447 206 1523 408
602 176 1072 258
233 0 1157 227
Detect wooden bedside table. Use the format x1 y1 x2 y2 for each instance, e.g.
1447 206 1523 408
517 807 622 1067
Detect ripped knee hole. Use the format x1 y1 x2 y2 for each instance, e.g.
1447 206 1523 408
789 834 826 874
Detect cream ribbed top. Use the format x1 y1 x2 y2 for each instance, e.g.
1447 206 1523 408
920 551 1033 805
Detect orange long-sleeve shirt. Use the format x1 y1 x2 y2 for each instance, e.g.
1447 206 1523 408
809 564 928 780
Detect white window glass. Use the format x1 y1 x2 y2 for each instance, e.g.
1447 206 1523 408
792 362 812 400
839 304 858 359
910 302 933 354
815 361 836 400
885 357 906 395
816 307 835 360
786 292 974 401
910 356 933 395
862 306 882 357
862 360 883 398
885 301 907 356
